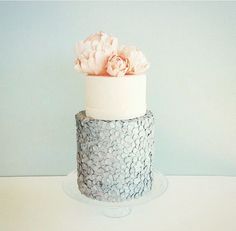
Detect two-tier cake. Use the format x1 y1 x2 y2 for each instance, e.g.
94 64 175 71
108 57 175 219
74 32 154 202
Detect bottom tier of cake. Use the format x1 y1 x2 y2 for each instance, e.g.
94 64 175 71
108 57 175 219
75 110 154 202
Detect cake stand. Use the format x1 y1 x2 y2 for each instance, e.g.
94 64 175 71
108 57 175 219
62 169 168 218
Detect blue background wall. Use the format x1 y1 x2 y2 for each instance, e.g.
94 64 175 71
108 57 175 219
0 2 235 176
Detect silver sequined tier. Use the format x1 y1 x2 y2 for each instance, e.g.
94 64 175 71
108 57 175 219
75 111 154 202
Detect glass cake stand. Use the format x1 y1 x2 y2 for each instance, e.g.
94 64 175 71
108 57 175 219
62 169 168 218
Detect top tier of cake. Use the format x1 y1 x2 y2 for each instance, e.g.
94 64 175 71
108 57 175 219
85 74 146 120
74 32 149 120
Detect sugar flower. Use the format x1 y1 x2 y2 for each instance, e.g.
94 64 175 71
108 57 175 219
106 54 129 77
75 32 118 75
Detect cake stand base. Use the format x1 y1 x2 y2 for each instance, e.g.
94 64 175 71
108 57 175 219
101 207 132 218
62 169 168 218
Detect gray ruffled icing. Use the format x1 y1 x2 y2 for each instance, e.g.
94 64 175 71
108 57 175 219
75 111 154 202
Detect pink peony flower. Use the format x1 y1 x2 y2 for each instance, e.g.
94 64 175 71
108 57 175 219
106 54 129 77
75 31 118 75
119 46 149 75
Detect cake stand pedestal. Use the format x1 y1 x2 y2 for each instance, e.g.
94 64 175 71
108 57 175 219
62 169 168 218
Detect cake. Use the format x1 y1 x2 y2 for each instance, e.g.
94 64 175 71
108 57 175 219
74 32 154 202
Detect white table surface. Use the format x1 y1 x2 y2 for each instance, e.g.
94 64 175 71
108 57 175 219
0 175 235 231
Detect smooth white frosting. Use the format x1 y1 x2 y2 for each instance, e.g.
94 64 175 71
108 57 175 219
85 75 146 120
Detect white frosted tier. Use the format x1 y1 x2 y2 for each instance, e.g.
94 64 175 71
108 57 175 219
85 74 146 120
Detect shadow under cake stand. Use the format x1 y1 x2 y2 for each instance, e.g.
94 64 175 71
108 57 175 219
62 169 168 218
